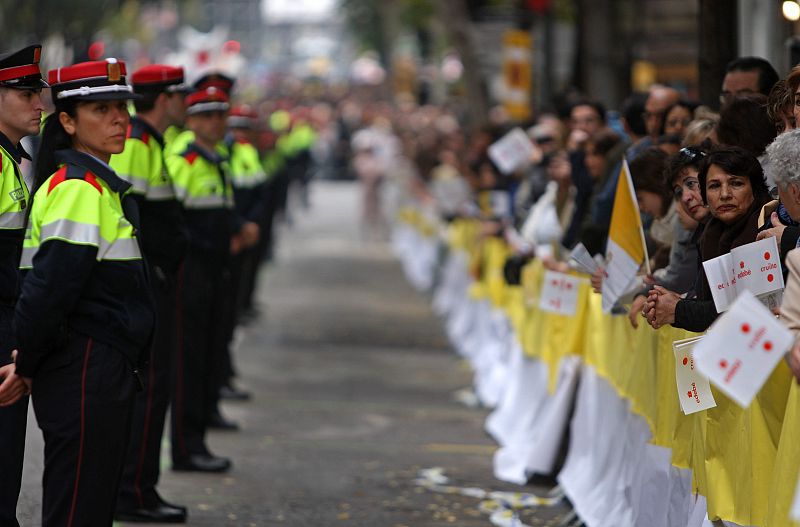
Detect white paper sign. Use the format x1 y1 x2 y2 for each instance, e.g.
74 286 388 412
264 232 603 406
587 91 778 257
791 472 800 520
673 337 717 414
569 242 599 275
488 190 511 218
703 237 784 312
539 271 581 316
693 290 793 408
487 127 535 175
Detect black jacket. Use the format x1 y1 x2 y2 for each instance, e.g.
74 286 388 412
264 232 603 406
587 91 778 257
15 150 155 377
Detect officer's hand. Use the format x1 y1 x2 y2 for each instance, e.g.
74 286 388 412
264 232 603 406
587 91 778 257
240 222 260 248
0 358 28 406
230 235 243 256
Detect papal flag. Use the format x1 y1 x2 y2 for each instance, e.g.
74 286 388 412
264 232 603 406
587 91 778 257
601 158 649 312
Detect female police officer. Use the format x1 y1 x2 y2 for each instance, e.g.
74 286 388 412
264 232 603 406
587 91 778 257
13 58 154 526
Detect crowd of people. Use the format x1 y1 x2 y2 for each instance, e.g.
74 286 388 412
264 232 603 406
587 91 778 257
0 44 326 526
385 56 800 526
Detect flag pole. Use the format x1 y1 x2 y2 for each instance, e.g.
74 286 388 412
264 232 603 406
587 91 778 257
621 157 651 276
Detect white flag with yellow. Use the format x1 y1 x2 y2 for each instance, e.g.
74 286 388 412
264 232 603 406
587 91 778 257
601 159 649 312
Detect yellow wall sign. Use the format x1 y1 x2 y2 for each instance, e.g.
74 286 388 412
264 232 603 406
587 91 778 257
502 30 532 121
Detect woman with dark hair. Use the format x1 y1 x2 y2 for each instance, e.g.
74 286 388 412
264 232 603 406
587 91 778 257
659 100 699 140
13 59 154 525
627 145 711 327
645 146 770 332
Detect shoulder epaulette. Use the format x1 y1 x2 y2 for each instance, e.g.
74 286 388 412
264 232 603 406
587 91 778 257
180 148 200 165
47 164 103 195
127 120 150 144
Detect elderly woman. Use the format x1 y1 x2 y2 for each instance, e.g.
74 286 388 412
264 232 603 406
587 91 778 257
762 130 800 381
645 146 771 331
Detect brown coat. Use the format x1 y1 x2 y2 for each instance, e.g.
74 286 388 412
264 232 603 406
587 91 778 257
780 248 800 335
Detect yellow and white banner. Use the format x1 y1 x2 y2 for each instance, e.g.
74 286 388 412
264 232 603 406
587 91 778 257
602 159 648 312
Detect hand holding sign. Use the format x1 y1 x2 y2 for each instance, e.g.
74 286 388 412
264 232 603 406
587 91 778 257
693 290 793 407
487 127 535 175
703 237 784 312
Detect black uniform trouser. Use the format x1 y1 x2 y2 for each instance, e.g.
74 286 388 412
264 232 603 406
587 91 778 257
238 238 265 314
0 305 26 527
214 254 241 400
32 334 136 527
171 252 225 460
117 270 178 509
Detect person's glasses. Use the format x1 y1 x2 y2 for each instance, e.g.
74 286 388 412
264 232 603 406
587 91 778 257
673 177 700 200
719 89 756 105
678 147 706 163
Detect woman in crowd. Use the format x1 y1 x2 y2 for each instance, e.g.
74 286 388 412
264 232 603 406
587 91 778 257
645 146 770 331
660 99 699 141
13 59 154 526
589 148 671 294
518 148 576 260
628 146 710 327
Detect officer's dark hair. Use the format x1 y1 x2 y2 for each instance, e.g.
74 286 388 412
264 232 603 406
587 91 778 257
697 145 769 204
34 99 80 194
725 56 780 97
133 92 160 114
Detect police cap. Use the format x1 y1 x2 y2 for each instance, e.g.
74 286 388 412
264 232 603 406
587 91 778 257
48 58 138 101
0 44 48 90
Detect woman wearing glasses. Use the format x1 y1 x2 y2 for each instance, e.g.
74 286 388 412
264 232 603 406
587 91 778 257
627 146 710 328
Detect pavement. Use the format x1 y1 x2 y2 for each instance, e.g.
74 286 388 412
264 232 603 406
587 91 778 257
18 181 571 526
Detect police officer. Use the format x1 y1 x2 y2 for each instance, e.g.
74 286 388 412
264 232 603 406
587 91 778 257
109 64 189 523
14 58 154 526
162 72 235 160
166 87 256 471
0 43 47 527
227 105 267 320
215 105 267 405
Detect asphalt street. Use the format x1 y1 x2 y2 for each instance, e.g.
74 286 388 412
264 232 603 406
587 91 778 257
18 181 570 526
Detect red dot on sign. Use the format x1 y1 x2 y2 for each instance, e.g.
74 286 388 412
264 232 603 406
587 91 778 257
683 357 688 366
764 341 773 351
765 252 771 260
741 323 750 333
687 391 693 398
720 360 728 369
768 274 774 283
552 280 558 286
740 261 745 269
566 283 572 290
